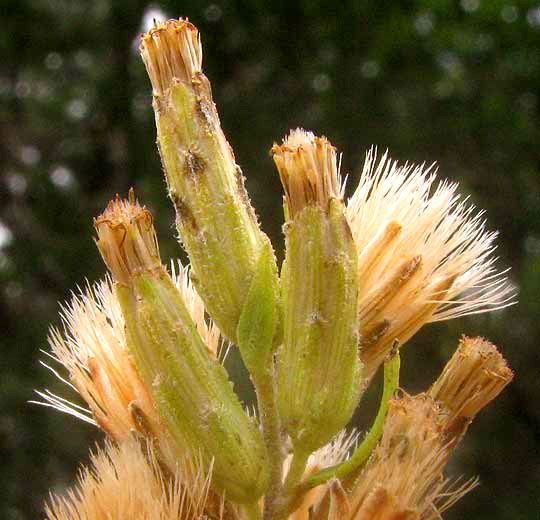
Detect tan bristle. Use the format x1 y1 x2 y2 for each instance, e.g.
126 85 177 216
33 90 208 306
45 440 217 520
348 149 515 376
347 394 477 520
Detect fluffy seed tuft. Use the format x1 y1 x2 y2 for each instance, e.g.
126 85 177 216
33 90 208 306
346 393 477 520
45 440 219 520
348 149 515 375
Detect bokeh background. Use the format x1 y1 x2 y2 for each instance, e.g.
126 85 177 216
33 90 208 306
1 0 539 518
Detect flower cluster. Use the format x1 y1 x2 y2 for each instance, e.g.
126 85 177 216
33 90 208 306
40 18 514 520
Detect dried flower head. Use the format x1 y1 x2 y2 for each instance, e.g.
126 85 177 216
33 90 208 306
140 18 202 96
430 336 513 440
36 277 184 469
348 149 515 375
45 440 217 520
347 394 477 520
37 278 157 439
94 190 161 285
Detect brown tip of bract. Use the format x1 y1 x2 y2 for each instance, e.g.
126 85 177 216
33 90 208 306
430 336 513 438
140 18 202 97
94 191 161 285
271 129 343 218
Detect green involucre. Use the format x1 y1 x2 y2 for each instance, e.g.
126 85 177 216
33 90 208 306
277 201 363 453
155 79 268 343
116 270 269 502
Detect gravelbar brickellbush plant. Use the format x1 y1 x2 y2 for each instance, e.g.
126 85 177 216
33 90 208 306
39 18 515 520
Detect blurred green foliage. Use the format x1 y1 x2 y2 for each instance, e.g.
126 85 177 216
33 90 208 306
1 0 539 518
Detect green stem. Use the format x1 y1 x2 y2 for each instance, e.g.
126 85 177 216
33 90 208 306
255 363 286 520
283 449 310 492
270 449 311 520
306 344 401 489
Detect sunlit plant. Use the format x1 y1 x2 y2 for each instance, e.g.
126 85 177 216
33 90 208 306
39 19 514 520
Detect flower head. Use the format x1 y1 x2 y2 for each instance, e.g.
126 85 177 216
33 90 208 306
94 193 270 503
272 130 362 453
347 393 477 520
45 440 218 520
140 18 271 344
36 193 220 467
347 149 515 375
36 277 193 470
430 335 513 441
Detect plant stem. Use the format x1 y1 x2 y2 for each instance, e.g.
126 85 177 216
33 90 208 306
254 363 285 520
283 449 310 492
270 449 310 520
268 346 400 520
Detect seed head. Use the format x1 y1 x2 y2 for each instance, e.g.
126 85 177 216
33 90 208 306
347 394 477 519
35 278 181 469
348 149 515 375
45 440 217 520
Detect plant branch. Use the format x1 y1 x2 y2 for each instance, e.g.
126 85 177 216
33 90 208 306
255 361 286 520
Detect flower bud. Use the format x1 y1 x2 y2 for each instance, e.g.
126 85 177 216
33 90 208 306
140 19 271 342
94 193 269 502
272 130 362 453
